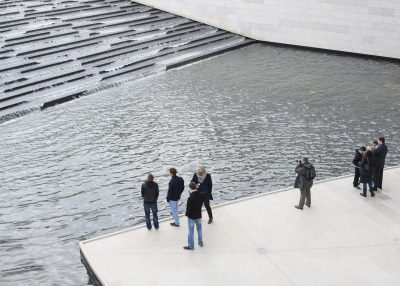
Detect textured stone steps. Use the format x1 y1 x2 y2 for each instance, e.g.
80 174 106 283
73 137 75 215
63 10 129 22
0 0 254 124
95 31 233 71
0 62 38 73
25 23 73 34
3 31 79 47
17 18 179 58
24 5 92 16
2 70 86 94
78 25 210 65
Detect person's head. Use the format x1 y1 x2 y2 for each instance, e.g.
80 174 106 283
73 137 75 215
366 146 373 152
198 166 206 175
378 137 385 145
301 157 308 164
359 146 366 154
189 182 197 190
147 173 154 182
169 168 177 176
372 140 378 148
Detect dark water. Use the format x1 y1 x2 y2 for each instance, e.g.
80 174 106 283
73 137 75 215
0 43 399 285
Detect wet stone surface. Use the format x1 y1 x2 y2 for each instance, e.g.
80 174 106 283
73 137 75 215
0 37 400 286
0 0 251 123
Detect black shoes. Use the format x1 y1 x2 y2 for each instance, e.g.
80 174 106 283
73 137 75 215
183 246 194 250
360 193 367 197
170 223 179 227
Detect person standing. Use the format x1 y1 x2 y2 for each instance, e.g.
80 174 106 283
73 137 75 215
183 182 204 250
352 146 366 189
141 173 159 230
359 149 375 197
372 140 378 150
372 137 388 191
294 157 315 210
166 168 184 227
191 166 213 224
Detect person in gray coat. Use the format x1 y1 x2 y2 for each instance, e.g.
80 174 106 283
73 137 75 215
294 157 315 210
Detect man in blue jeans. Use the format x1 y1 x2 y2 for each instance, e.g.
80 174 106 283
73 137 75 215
166 168 184 227
184 182 203 250
141 173 159 230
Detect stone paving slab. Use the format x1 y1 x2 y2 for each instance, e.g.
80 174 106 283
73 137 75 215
80 167 400 286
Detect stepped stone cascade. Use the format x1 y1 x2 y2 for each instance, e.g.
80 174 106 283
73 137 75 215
0 0 254 123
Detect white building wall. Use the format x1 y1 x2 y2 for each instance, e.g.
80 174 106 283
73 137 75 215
133 0 400 59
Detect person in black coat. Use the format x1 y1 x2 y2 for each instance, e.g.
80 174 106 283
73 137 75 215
183 182 204 250
358 150 375 197
372 137 388 191
352 146 366 188
141 173 159 230
191 166 213 224
166 168 184 227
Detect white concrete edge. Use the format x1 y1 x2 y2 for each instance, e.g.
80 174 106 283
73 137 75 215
79 165 400 285
80 165 400 245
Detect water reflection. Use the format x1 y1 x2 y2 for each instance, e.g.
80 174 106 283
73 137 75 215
0 44 399 284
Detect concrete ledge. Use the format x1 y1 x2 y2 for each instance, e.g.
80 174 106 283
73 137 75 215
80 166 400 285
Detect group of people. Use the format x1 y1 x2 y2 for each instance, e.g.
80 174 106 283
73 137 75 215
140 166 213 250
292 137 388 210
352 137 388 197
139 138 388 249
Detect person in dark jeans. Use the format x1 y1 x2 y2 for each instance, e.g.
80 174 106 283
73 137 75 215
191 166 213 224
372 137 388 191
141 173 159 230
352 146 366 189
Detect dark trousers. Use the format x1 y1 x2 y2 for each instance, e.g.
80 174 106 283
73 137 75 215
373 165 384 190
299 188 311 208
353 167 360 187
200 192 213 219
144 202 158 229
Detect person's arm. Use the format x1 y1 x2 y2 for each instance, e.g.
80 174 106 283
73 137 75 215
166 181 171 202
186 197 193 217
180 177 185 194
156 183 159 199
352 152 360 166
141 183 144 198
191 173 197 183
295 164 306 176
207 174 212 194
358 157 366 168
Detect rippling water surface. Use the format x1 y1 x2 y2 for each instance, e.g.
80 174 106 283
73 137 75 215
1 43 400 285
